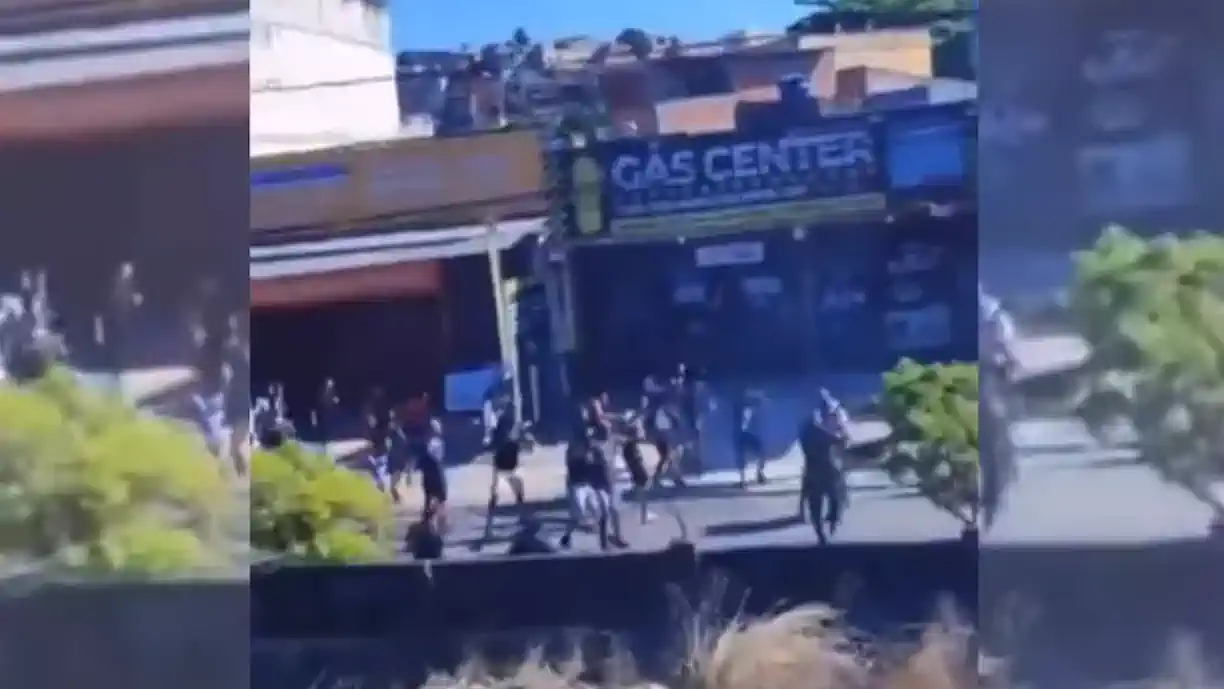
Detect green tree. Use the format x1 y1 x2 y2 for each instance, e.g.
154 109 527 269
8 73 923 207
0 367 237 576
875 359 980 532
250 442 394 564
1063 227 1224 523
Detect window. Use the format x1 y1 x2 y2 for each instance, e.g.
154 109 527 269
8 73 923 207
1077 132 1191 215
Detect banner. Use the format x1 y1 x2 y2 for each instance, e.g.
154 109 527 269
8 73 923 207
250 130 544 233
556 124 886 242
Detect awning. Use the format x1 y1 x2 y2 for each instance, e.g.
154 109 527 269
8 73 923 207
250 218 545 281
249 219 545 308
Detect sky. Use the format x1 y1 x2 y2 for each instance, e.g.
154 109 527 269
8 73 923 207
391 0 811 52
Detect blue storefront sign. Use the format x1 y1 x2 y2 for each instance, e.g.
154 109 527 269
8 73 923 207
557 122 887 241
249 163 348 191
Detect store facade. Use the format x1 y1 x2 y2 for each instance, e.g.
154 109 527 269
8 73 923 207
550 102 976 391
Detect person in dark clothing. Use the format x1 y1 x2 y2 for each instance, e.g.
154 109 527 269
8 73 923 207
365 389 393 493
563 430 599 544
222 335 250 475
312 379 340 452
736 389 766 487
480 398 528 544
506 519 555 556
560 431 626 550
651 405 687 489
798 407 847 544
587 427 627 549
102 262 140 376
621 412 654 524
673 363 704 475
415 418 448 530
405 514 444 561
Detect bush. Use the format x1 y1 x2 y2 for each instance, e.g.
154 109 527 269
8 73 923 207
1063 228 1224 519
0 366 236 576
875 359 980 530
249 442 394 563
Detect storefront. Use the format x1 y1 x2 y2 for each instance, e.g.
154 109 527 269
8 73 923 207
249 132 545 415
0 62 248 359
551 103 976 391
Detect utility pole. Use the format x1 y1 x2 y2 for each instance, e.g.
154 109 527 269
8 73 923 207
485 219 523 424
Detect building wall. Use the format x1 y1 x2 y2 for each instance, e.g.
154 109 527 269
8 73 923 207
250 0 400 156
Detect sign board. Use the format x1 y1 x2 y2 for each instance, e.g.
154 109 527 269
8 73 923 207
884 103 974 191
555 123 886 241
250 130 545 233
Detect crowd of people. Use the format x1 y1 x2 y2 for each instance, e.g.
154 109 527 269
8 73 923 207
1 265 251 476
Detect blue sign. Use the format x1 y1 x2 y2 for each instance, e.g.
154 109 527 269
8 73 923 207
249 164 348 191
558 124 886 241
885 109 971 190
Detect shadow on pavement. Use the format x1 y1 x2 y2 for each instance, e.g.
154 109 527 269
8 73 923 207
704 513 803 537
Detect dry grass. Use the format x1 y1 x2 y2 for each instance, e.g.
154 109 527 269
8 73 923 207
418 600 977 689
410 601 1218 689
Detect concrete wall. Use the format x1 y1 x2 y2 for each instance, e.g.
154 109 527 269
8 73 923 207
250 0 400 156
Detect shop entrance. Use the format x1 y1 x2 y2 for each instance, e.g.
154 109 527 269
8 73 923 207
250 295 444 429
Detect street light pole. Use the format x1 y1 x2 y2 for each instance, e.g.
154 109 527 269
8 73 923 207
485 219 523 425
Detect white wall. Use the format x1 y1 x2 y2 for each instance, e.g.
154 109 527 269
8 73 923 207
250 0 401 156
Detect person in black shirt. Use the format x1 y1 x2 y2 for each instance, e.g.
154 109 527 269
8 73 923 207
506 518 555 556
587 427 627 549
365 389 392 494
312 378 340 454
736 390 766 487
621 412 654 524
415 418 448 529
673 363 704 475
798 407 847 544
559 431 626 550
480 396 527 544
405 513 444 561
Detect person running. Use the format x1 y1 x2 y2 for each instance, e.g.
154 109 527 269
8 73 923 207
480 395 527 543
587 421 628 549
736 389 766 487
221 326 249 475
560 430 627 550
798 405 847 544
673 363 704 474
649 400 687 489
312 378 340 454
560 431 598 548
364 389 393 493
416 417 449 533
620 411 654 523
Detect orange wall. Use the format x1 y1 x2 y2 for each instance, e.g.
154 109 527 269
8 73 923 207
250 129 546 234
251 261 441 309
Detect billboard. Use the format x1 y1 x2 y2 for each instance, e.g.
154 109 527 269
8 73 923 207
883 103 975 196
250 130 545 234
555 123 886 241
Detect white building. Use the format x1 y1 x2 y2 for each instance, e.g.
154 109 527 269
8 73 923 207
250 0 402 156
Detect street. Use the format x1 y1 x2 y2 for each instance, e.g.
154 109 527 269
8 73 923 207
403 257 1215 556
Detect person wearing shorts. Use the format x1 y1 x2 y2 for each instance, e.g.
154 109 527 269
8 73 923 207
418 424 448 533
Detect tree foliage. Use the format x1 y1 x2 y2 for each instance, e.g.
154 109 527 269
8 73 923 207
250 442 394 564
0 367 236 576
1065 227 1224 513
876 359 980 527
